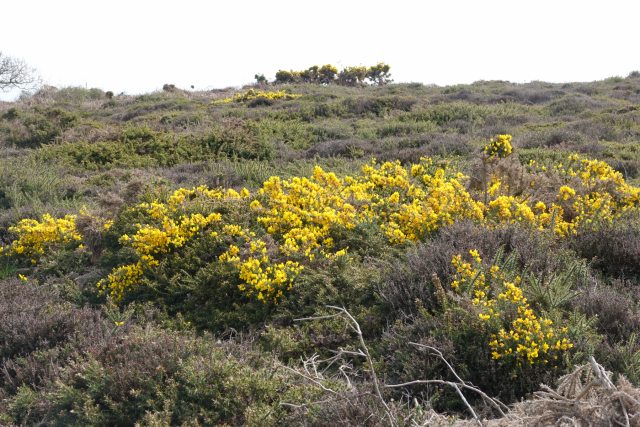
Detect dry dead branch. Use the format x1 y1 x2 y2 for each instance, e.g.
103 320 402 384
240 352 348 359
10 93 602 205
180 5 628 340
281 305 397 426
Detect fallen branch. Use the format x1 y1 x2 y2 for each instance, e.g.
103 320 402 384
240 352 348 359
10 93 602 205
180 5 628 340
282 305 397 426
409 342 508 416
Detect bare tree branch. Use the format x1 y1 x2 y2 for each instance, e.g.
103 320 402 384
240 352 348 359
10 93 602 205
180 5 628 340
0 52 41 92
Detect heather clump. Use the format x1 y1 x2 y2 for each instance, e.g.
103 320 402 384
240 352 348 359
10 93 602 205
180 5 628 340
0 278 328 427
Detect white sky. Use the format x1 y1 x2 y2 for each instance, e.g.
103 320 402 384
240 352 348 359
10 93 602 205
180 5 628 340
1 0 639 101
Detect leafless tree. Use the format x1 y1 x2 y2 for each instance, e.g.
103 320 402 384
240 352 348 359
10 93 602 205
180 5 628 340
0 51 41 92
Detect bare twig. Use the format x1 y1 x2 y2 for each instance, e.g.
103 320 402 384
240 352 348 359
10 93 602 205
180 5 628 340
619 397 630 427
326 305 396 425
292 305 397 426
453 383 482 427
294 312 344 322
574 380 601 401
407 342 508 416
279 392 379 410
276 362 339 395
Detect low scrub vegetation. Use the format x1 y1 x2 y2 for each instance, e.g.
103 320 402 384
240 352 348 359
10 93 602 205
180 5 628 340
1 72 640 426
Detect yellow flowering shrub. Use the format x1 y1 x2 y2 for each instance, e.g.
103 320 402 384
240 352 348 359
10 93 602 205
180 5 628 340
212 89 300 104
484 134 513 159
477 136 640 237
217 226 303 303
0 214 81 263
451 250 573 367
273 63 391 85
98 186 237 300
257 158 483 256
486 196 536 226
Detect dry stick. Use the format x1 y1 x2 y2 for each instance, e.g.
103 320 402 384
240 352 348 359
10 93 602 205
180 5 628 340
535 387 572 402
619 401 631 427
590 356 615 390
292 306 397 426
325 305 396 425
277 363 339 395
452 383 483 427
279 399 336 409
408 342 508 416
574 380 603 402
618 396 630 427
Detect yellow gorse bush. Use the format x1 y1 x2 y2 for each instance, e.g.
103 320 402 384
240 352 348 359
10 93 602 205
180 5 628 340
257 159 483 255
212 88 300 104
5 135 640 304
0 214 81 264
451 250 572 367
217 227 303 302
481 137 640 236
484 134 513 159
99 186 230 300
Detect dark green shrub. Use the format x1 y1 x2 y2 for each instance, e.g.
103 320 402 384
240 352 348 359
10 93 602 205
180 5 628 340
53 86 105 102
343 95 417 116
247 96 276 108
202 121 275 160
53 86 105 103
1 107 21 121
5 107 79 148
162 83 179 92
604 76 625 84
39 123 274 170
627 70 640 79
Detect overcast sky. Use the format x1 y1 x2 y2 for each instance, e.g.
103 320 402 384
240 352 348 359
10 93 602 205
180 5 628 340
1 0 638 101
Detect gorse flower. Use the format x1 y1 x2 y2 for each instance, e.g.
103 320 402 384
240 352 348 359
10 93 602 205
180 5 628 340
485 134 513 159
